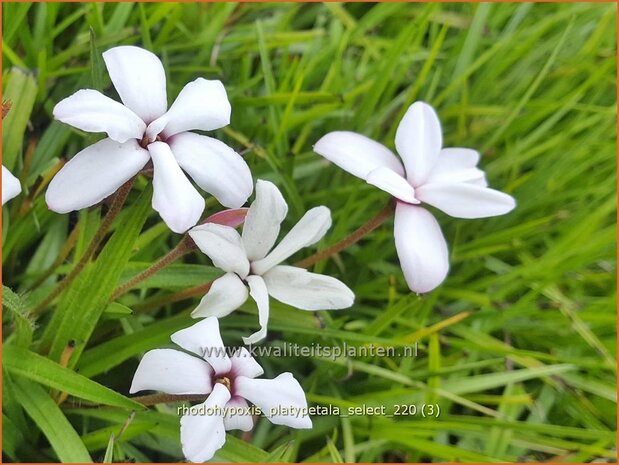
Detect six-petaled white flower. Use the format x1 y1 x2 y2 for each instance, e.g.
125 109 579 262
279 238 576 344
46 45 253 233
314 101 516 293
130 317 311 462
188 180 355 344
2 165 21 205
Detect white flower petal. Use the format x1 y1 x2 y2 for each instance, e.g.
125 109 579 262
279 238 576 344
313 131 404 180
191 272 249 319
416 182 516 219
394 203 449 294
148 78 231 138
241 180 288 261
168 132 252 208
263 265 354 311
242 275 270 345
467 175 488 187
438 147 480 167
425 148 486 186
235 373 312 429
180 383 230 463
171 317 232 376
53 89 146 143
230 348 264 379
129 349 213 395
189 223 250 278
149 141 205 234
45 138 148 213
223 396 254 432
251 206 331 275
2 165 21 205
395 101 443 186
102 46 167 124
366 166 419 204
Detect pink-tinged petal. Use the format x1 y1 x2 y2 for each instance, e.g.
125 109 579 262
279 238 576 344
416 183 516 219
425 148 486 186
2 165 21 205
53 89 145 143
395 102 443 186
188 223 250 277
149 141 205 234
203 208 249 228
242 275 270 345
263 265 354 311
313 131 404 180
45 138 148 213
102 46 167 124
129 349 213 395
191 272 249 319
147 78 231 139
230 348 264 379
366 166 419 204
168 132 253 208
394 203 449 294
235 373 312 429
180 383 230 463
251 206 331 275
241 180 288 261
171 317 231 376
223 396 254 432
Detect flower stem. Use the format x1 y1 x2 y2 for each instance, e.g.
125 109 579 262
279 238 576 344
133 393 207 406
111 235 196 301
32 178 134 314
295 201 395 268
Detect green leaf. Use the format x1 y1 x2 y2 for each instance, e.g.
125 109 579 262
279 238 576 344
44 186 152 367
442 365 576 396
103 434 115 463
119 263 221 290
4 345 145 411
12 376 93 463
326 436 344 463
215 435 269 462
2 285 34 347
2 67 37 170
89 27 103 91
103 302 133 319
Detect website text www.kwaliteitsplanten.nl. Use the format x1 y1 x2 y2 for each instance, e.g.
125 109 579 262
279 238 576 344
200 342 418 361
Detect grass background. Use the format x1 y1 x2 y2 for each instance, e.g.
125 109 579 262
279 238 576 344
2 2 617 463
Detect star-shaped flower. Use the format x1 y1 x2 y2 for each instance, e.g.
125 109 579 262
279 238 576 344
46 45 253 233
2 165 21 205
188 180 355 344
314 101 516 293
130 317 311 462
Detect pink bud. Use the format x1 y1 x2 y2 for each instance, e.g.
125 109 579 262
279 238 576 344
202 208 249 228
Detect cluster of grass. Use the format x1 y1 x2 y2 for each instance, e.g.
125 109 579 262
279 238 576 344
2 2 617 463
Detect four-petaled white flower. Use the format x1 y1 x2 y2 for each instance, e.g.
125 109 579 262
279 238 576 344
46 45 253 233
314 101 516 293
188 180 355 344
130 317 311 462
2 165 21 205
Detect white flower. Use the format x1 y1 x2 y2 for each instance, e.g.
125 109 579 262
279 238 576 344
314 101 516 293
2 165 21 205
130 317 312 463
188 180 355 344
46 45 253 233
